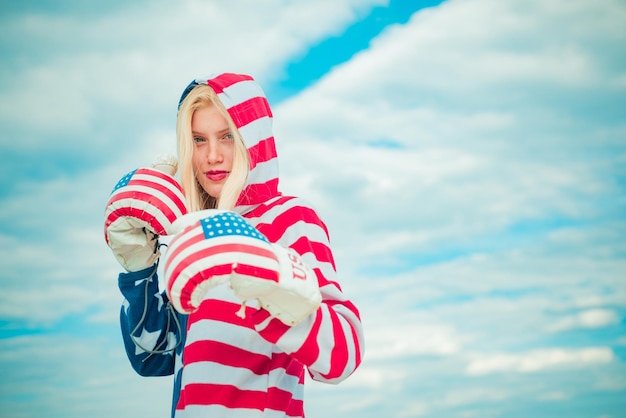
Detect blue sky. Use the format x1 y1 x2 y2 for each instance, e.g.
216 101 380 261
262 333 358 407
1 0 625 417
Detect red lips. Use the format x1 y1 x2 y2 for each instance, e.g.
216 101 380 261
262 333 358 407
206 171 229 181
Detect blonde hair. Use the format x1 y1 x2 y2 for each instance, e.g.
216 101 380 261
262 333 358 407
176 85 249 211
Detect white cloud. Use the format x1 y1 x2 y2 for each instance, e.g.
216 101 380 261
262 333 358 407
440 386 513 407
538 391 571 401
274 0 626 274
0 0 385 150
0 335 173 418
546 309 621 333
1 0 626 417
0 164 136 324
465 347 615 376
362 315 463 360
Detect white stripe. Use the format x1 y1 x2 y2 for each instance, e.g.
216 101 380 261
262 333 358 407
168 234 278 278
166 227 211 302
264 407 301 418
245 196 313 226
177 404 263 418
309 302 362 384
183 362 268 391
273 313 316 357
246 158 278 191
181 315 305 412
130 173 186 210
133 171 183 194
263 218 337 282
166 231 280 307
237 115 273 149
301 250 336 284
268 367 303 401
303 304 334 378
106 198 175 234
217 79 266 109
183 360 302 396
186 315 266 354
107 181 186 219
110 171 183 201
278 220 330 249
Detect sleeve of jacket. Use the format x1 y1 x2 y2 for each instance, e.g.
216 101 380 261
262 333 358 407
118 264 186 377
251 197 364 384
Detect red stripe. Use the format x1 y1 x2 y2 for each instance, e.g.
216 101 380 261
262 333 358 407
291 308 322 365
266 386 303 416
256 205 330 243
290 236 336 271
104 205 167 236
272 352 303 378
186 301 324 365
319 309 349 380
238 178 280 206
178 265 234 311
245 195 296 219
177 384 302 415
227 96 272 128
166 229 276 277
167 235 279 309
206 73 255 93
249 308 272 327
232 263 279 283
252 313 290 344
107 189 180 223
188 299 256 328
248 136 277 170
109 168 186 214
135 167 185 194
350 317 363 371
184 340 271 375
164 227 205 274
325 297 361 322
178 383 265 410
127 175 187 214
313 267 340 290
170 247 231 295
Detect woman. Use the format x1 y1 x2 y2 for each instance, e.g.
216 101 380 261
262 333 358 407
114 73 364 417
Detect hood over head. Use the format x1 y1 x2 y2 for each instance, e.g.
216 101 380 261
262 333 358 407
178 73 280 213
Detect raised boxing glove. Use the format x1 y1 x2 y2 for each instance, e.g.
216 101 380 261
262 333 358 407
104 154 188 272
164 210 321 326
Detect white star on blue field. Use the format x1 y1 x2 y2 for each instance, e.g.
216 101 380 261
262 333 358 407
1 1 625 417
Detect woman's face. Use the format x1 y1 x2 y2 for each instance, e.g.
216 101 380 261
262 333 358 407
191 105 235 199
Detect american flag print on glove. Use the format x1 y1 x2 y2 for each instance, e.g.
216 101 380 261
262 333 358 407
164 211 280 314
104 167 188 243
104 164 188 272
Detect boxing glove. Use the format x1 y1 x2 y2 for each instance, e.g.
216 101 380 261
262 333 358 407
104 154 187 272
164 210 321 326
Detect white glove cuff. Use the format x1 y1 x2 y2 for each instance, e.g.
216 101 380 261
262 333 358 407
255 245 322 326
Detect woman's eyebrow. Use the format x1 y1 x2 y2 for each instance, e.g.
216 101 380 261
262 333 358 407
191 128 231 136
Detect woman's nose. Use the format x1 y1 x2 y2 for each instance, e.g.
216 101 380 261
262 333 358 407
206 140 223 164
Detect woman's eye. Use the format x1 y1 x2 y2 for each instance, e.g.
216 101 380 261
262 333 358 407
221 133 234 142
193 136 206 143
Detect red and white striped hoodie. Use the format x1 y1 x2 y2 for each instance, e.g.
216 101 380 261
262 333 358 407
157 73 364 417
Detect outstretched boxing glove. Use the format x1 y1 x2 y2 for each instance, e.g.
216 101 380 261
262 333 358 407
104 154 188 272
164 210 321 326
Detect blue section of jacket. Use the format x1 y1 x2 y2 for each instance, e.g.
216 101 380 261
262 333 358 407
118 264 187 418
